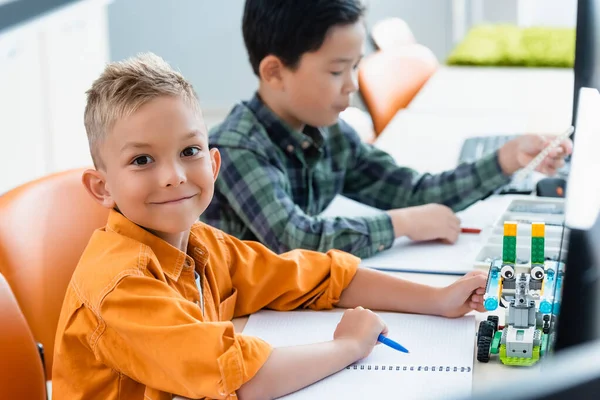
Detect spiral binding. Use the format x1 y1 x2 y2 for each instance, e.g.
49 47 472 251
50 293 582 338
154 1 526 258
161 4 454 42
345 365 472 372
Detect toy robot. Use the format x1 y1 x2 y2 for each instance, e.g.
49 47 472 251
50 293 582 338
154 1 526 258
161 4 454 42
476 221 564 366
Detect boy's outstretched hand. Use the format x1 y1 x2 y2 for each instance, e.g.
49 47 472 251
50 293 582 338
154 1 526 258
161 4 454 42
498 134 573 176
436 270 488 318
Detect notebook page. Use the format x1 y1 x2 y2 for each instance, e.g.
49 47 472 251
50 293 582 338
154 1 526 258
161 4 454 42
243 310 475 400
359 235 482 274
243 310 475 368
279 368 472 400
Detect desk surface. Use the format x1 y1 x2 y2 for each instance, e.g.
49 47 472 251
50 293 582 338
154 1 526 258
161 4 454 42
408 66 574 120
374 109 572 174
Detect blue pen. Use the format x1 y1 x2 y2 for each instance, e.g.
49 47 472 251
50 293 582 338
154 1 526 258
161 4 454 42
378 334 409 353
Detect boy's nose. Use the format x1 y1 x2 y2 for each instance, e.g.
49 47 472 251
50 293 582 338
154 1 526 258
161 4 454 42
162 163 187 187
344 71 359 94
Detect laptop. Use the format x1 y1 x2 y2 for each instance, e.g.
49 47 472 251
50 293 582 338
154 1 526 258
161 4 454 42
458 134 536 194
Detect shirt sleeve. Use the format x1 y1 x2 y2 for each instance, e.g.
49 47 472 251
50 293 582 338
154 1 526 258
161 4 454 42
214 145 395 258
221 232 360 316
341 125 512 212
95 271 272 399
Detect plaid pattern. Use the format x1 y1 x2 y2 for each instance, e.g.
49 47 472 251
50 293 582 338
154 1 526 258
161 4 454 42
203 94 510 258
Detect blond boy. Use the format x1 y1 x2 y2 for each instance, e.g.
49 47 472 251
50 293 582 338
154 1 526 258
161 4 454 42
53 53 488 400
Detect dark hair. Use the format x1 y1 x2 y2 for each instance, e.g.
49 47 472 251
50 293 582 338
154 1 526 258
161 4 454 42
242 0 366 76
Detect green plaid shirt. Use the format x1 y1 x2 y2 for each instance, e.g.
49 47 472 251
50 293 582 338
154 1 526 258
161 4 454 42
203 94 510 258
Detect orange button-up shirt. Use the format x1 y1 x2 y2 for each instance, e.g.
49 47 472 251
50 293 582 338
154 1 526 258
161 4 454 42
52 210 359 400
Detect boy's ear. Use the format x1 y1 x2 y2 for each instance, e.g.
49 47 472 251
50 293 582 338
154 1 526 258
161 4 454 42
209 148 221 181
258 55 285 89
81 169 116 209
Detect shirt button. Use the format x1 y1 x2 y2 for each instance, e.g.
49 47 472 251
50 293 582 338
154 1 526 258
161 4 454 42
378 244 385 251
286 144 294 153
301 141 310 149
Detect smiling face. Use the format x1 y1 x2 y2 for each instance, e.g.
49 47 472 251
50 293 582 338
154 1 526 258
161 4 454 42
90 95 220 236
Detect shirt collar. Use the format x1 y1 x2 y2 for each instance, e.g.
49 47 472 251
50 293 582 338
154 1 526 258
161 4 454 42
245 93 325 155
106 209 209 281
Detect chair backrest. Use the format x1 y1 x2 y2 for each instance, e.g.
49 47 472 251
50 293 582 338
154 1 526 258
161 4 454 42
371 17 416 51
0 169 109 379
358 45 438 135
0 272 47 400
339 106 376 143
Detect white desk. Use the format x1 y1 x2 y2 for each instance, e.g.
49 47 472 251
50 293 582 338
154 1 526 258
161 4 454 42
374 109 572 174
408 66 574 121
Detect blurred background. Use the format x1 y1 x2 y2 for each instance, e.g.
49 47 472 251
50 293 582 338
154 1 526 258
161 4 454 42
0 0 577 194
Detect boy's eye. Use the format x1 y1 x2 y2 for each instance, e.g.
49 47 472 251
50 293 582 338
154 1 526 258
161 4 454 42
330 71 343 76
181 146 201 157
132 155 153 166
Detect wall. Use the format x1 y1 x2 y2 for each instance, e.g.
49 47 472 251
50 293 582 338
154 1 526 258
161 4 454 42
517 0 577 27
108 0 454 112
108 0 576 114
0 0 109 193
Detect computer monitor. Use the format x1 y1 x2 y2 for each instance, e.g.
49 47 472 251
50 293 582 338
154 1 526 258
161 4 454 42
466 87 600 400
554 87 600 350
571 0 600 129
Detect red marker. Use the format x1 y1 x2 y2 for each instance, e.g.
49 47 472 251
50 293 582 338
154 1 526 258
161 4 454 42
461 227 481 234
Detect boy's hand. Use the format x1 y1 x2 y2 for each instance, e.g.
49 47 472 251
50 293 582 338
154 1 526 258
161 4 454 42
334 306 387 359
387 204 460 243
435 270 488 318
498 134 573 175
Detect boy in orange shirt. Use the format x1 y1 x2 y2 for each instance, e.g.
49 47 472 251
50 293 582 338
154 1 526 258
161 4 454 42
53 53 487 400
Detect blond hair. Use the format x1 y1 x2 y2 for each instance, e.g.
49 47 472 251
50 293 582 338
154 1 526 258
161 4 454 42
84 52 201 168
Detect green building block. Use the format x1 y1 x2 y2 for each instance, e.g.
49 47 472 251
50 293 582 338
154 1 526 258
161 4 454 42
499 344 541 366
531 237 545 264
503 236 517 263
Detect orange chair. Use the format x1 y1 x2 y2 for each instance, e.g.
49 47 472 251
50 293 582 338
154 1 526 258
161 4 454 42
0 169 109 379
358 44 438 136
0 272 47 399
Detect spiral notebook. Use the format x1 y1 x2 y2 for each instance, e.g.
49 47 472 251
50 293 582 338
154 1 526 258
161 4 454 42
243 310 476 400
